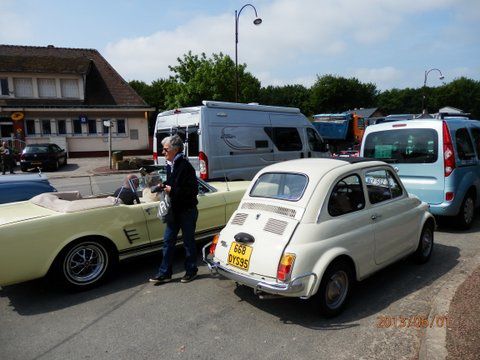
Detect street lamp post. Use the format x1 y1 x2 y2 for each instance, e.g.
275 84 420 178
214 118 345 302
422 68 444 115
235 3 262 103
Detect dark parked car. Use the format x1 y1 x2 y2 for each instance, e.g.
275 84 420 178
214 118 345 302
20 143 67 172
0 173 57 204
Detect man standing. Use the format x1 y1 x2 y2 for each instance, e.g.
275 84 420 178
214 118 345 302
149 134 199 284
1 141 15 175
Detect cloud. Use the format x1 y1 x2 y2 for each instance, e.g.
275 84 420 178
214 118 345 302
352 67 404 90
103 0 479 89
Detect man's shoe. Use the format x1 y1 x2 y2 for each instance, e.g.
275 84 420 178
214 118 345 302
180 273 197 283
148 274 172 284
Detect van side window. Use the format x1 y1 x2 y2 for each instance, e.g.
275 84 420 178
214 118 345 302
455 128 475 160
264 127 302 151
469 127 480 159
365 169 401 204
328 174 365 217
306 128 326 152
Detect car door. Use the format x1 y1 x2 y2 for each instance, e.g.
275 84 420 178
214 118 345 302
364 168 419 265
324 173 376 275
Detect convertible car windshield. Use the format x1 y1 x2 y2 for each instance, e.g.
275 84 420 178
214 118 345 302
249 172 308 201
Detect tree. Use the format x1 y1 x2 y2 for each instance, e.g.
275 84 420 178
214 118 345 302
435 77 480 118
309 75 378 114
376 87 423 115
259 84 312 115
166 51 261 107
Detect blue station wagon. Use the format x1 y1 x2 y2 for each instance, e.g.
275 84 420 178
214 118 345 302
361 117 480 229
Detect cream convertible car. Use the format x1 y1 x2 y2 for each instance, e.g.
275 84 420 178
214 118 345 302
204 158 435 317
0 174 249 290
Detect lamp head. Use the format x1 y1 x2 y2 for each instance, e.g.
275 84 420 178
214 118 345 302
253 17 262 25
439 75 445 80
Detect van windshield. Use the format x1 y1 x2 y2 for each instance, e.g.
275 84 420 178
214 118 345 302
363 129 438 163
250 172 307 201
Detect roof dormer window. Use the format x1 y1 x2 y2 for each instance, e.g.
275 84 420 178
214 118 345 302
0 78 9 96
38 78 57 98
61 78 80 98
14 78 33 97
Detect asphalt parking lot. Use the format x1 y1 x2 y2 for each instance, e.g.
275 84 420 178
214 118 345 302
0 219 479 360
1 157 479 359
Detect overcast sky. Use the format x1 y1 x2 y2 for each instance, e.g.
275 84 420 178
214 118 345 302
1 0 479 90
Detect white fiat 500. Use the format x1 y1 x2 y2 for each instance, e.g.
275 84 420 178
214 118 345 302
203 158 435 317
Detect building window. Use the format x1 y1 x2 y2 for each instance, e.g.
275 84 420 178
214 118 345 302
0 78 9 96
26 120 35 135
73 119 82 134
61 79 79 98
13 78 33 97
88 119 97 134
57 120 66 135
42 120 52 135
38 78 57 98
130 129 139 140
117 119 126 134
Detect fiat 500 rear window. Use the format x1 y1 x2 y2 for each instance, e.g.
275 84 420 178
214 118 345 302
250 172 308 201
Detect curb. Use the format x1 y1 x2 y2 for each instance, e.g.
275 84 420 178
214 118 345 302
419 255 480 359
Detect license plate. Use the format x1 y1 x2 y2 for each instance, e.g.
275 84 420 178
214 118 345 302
32 162 42 165
227 242 252 271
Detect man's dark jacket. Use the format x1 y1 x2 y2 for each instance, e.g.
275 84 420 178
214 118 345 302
165 155 198 214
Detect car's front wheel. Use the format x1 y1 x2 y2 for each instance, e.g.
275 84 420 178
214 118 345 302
315 259 353 317
52 239 116 290
413 223 434 264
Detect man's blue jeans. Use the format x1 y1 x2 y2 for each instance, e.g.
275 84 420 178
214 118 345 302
157 207 198 276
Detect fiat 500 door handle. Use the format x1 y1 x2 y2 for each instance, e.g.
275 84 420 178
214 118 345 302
371 213 382 220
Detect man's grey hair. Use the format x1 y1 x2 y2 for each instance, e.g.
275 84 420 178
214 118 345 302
162 134 184 152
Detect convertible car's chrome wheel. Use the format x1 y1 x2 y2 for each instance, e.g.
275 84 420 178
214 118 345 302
413 224 434 264
316 260 353 317
55 240 115 290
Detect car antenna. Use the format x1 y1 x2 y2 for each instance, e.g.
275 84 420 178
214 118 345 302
219 155 230 192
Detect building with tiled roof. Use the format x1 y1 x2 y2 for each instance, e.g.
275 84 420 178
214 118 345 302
0 45 154 157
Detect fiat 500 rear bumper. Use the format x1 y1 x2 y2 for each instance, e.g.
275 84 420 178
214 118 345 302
202 242 317 299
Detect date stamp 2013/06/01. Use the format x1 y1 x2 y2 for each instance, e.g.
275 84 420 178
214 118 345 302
376 315 451 329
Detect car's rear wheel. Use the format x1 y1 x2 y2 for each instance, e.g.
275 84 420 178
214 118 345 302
20 165 28 172
413 223 434 264
52 239 116 290
455 193 475 229
315 259 353 317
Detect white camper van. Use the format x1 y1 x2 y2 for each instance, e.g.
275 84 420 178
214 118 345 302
153 101 330 180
